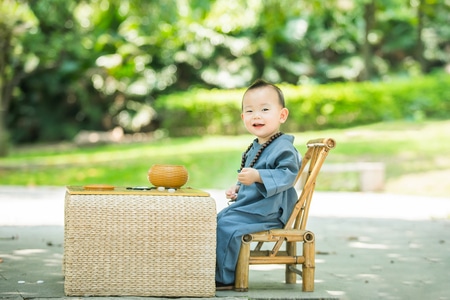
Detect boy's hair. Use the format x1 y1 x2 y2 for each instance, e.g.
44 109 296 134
242 79 285 110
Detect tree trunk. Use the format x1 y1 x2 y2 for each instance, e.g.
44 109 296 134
0 25 11 156
361 0 376 81
0 107 9 156
416 0 427 73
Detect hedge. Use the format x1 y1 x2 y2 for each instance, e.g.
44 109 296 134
154 72 450 136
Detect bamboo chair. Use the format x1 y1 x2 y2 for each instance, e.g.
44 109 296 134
234 137 336 292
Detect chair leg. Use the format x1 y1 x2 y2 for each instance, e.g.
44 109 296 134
302 240 315 292
285 241 297 284
234 241 250 292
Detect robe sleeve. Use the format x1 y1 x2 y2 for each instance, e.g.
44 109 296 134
256 146 300 198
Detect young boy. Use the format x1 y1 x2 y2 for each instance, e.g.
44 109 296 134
215 79 301 290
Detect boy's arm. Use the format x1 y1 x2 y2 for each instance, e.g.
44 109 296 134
257 149 300 197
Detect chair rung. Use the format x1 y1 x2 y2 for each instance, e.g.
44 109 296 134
288 265 303 276
245 229 314 242
250 250 289 257
249 256 306 265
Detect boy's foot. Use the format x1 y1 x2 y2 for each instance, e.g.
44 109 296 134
215 281 234 291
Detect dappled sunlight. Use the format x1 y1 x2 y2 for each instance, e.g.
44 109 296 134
44 253 63 267
250 264 284 271
1 248 51 266
357 273 380 280
0 227 65 297
327 290 346 296
0 253 25 261
13 248 47 255
387 253 401 258
408 242 422 249
349 241 390 250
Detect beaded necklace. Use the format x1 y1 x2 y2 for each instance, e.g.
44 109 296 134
239 132 284 172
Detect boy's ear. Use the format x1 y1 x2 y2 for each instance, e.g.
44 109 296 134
280 108 289 123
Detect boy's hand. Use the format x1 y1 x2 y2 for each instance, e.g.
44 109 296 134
225 185 239 200
238 168 262 185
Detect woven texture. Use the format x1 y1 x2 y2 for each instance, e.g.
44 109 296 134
64 192 216 297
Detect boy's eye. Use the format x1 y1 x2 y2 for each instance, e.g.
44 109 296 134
262 108 269 111
245 110 253 113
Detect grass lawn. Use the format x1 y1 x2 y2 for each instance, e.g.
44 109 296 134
1 119 449 198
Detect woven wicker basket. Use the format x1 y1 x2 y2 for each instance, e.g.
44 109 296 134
147 164 188 188
64 191 216 297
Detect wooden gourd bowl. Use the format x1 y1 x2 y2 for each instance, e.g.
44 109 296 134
147 164 189 188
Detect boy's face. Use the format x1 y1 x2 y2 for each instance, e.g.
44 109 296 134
241 86 289 144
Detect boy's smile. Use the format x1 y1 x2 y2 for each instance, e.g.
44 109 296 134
252 122 265 128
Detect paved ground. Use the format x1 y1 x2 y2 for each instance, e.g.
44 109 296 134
1 186 450 299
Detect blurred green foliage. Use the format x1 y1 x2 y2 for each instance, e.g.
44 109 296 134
0 0 449 153
156 72 450 136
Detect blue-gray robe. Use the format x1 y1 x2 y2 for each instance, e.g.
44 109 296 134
215 134 300 284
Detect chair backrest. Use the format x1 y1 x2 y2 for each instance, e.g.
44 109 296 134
285 138 336 231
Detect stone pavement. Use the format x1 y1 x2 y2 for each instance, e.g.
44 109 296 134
1 186 450 300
